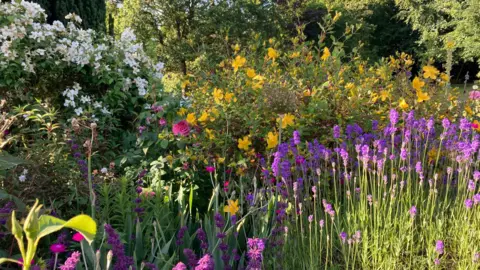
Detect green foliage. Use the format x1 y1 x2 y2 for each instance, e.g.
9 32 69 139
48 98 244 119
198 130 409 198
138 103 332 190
395 0 480 76
32 0 106 31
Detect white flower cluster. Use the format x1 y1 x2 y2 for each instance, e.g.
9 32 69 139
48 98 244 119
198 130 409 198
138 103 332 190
0 1 166 100
62 82 110 118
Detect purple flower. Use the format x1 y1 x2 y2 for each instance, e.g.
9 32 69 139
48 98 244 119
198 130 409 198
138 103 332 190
183 249 197 267
473 194 480 205
389 109 399 127
176 226 188 245
214 212 225 228
333 125 341 139
293 130 301 145
195 254 214 270
59 251 81 270
465 199 473 209
436 240 444 254
205 166 215 173
434 258 440 265
319 219 324 228
409 206 417 218
468 180 476 192
308 215 313 223
442 118 450 130
104 224 135 270
247 238 265 269
339 232 347 243
172 262 187 270
372 120 378 131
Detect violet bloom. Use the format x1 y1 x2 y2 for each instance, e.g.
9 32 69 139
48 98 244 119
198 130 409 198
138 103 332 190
468 180 476 192
195 254 214 270
372 120 378 131
409 206 417 218
293 130 301 145
59 251 81 270
319 220 324 228
434 258 440 265
172 262 187 270
339 232 347 243
104 224 135 270
465 199 473 209
183 249 197 267
436 240 444 254
246 238 265 269
473 194 480 205
389 109 399 127
333 125 341 139
442 118 450 130
308 215 313 223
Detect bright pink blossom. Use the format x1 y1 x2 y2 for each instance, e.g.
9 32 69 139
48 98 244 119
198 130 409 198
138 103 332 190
172 120 190 136
72 232 84 242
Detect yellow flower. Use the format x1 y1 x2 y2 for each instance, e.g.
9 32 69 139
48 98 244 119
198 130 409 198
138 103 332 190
177 108 187 116
412 77 425 91
321 47 331 61
238 136 251 150
358 64 364 74
232 44 240 52
213 88 224 104
246 68 256 78
224 92 234 103
399 98 409 110
440 73 449 82
232 55 246 72
181 80 190 89
205 128 215 140
266 131 278 149
267 47 279 60
224 199 239 215
380 90 390 101
198 111 209 122
345 83 355 90
281 113 295 128
423 65 440 80
465 105 473 116
333 11 342 22
186 113 197 125
445 40 455 49
416 90 430 103
290 52 300 58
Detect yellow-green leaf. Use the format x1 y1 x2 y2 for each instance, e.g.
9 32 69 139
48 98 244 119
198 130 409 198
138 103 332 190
0 258 21 265
37 214 96 244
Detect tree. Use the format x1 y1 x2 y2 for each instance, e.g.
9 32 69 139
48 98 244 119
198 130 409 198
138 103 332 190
31 0 106 31
395 0 480 78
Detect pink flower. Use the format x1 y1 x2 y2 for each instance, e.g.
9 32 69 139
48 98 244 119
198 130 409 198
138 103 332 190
172 120 190 136
50 243 66 253
206 166 215 173
469 91 480 100
159 118 167 126
72 232 84 242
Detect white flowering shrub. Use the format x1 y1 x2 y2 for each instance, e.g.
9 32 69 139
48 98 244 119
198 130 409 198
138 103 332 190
0 0 164 120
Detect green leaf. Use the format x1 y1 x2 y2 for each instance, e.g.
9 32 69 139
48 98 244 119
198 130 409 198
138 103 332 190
37 214 97 244
0 153 24 171
135 221 144 260
160 139 169 149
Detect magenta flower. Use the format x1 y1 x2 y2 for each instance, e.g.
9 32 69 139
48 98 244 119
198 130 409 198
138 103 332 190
465 199 473 209
50 243 66 253
72 232 84 242
436 240 444 254
469 90 480 100
205 166 215 173
159 118 167 126
172 120 190 136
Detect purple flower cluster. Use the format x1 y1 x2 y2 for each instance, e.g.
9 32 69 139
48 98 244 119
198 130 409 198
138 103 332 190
59 251 81 270
195 254 214 270
104 224 135 270
0 201 14 239
134 169 148 216
246 238 265 270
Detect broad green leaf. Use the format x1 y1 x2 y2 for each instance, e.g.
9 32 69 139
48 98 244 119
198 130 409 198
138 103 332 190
0 153 24 171
37 214 96 244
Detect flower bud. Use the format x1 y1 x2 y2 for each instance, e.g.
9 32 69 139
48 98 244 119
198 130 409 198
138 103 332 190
23 200 41 240
11 211 23 240
90 122 97 129
106 250 113 269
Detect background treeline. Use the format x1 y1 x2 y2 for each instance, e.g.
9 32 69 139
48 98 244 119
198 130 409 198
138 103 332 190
31 0 479 82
